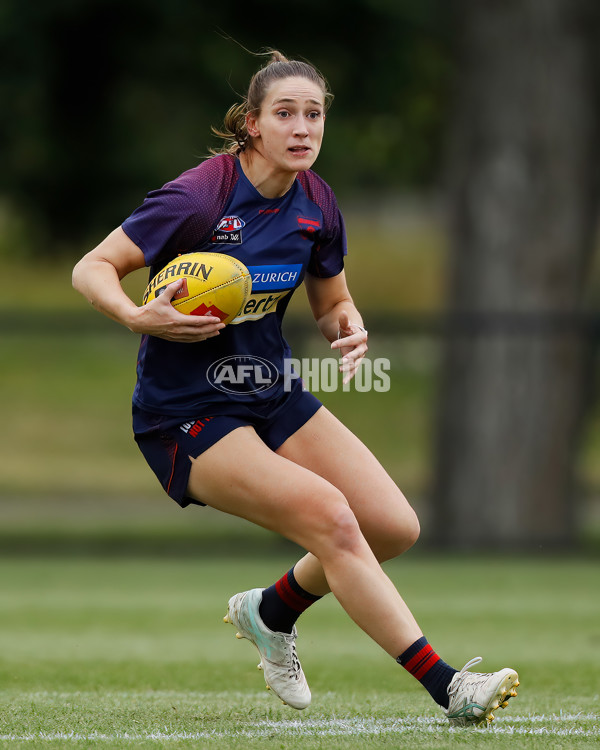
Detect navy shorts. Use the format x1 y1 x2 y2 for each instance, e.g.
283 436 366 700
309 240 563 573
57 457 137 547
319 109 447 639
133 386 322 508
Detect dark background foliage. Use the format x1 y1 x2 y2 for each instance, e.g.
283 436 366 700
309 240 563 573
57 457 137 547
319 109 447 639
1 0 452 249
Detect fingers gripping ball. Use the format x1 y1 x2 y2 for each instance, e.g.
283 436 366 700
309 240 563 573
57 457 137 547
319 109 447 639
143 252 252 325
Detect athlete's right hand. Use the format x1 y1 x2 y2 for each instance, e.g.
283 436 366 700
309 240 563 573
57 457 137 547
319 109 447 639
127 279 226 342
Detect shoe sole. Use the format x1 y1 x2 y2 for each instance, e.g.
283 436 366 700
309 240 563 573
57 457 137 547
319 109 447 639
477 670 520 726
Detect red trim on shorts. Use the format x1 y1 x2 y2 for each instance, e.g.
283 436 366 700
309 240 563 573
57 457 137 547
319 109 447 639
167 443 178 496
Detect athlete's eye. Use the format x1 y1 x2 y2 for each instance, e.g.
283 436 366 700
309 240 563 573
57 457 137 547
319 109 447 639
307 111 323 120
277 110 291 118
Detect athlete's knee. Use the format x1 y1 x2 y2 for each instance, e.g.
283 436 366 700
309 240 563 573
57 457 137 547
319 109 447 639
372 506 421 562
328 503 363 553
401 507 421 550
310 494 363 557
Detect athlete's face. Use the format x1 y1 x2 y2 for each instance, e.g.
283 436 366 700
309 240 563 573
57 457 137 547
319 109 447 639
247 77 325 173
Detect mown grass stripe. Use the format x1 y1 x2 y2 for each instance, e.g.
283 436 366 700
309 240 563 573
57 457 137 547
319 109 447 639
1 714 598 741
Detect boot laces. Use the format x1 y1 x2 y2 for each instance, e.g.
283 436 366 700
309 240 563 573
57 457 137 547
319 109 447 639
283 633 301 680
448 656 484 698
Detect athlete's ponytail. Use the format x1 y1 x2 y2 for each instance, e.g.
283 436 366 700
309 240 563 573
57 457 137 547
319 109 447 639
212 102 249 155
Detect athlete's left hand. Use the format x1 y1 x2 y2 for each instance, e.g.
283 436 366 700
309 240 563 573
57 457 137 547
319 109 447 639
331 310 368 384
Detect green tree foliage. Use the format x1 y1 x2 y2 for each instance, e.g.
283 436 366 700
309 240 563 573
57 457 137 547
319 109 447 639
0 0 451 253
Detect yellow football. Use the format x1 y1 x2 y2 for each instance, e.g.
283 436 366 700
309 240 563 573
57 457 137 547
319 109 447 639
142 252 252 325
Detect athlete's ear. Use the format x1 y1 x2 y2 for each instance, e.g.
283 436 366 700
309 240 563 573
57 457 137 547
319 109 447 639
246 111 260 138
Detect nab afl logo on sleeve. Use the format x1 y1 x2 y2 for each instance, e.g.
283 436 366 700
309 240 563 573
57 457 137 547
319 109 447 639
211 215 245 245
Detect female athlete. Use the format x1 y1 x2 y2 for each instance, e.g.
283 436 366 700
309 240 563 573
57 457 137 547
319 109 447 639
72 50 519 726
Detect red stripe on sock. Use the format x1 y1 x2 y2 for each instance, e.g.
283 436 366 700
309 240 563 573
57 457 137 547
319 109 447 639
404 644 441 679
275 574 312 612
404 644 432 674
414 651 440 680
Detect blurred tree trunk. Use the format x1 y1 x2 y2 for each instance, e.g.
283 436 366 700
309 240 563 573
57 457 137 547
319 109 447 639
433 0 600 549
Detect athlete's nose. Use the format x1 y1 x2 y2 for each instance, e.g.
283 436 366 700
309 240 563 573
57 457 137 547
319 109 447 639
293 120 309 137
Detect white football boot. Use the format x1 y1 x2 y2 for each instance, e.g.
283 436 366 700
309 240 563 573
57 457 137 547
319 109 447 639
224 588 311 710
444 656 519 726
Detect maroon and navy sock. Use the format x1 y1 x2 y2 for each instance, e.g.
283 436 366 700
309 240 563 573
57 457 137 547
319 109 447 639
396 637 457 708
259 567 322 634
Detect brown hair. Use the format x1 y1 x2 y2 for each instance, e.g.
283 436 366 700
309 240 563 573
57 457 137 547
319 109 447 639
211 50 333 155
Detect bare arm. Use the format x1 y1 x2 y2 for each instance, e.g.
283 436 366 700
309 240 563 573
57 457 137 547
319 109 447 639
72 227 224 342
305 270 368 384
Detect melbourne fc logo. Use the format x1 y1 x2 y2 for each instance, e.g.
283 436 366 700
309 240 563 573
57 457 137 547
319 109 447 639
207 355 278 394
211 215 245 245
217 216 245 232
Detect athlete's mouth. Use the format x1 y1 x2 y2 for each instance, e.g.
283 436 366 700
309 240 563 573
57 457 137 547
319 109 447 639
289 145 311 154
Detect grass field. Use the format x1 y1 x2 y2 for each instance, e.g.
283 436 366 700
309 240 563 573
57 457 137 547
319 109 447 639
1 212 599 748
1 554 598 749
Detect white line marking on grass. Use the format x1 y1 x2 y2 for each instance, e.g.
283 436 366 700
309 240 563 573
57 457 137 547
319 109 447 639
1 714 599 742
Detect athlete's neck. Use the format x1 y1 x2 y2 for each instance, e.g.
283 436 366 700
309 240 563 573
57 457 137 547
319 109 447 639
239 150 297 199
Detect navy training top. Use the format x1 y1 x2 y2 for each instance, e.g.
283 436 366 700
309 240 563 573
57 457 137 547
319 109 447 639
121 154 347 416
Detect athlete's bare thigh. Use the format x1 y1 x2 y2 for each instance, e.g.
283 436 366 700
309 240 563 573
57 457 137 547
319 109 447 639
185 424 350 552
276 406 419 557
